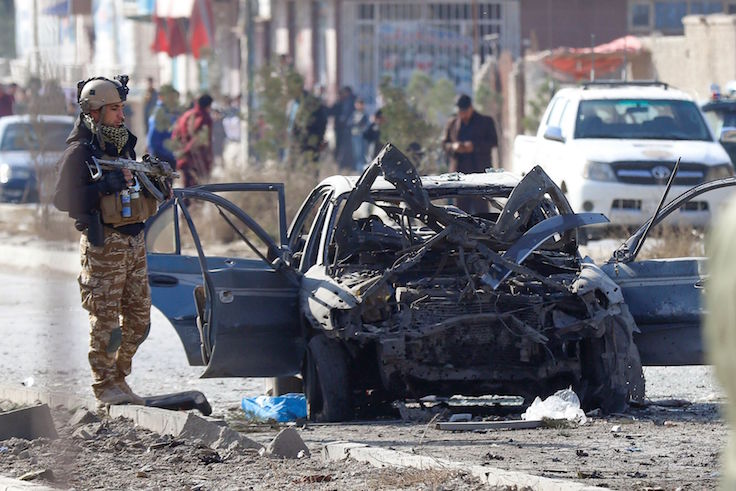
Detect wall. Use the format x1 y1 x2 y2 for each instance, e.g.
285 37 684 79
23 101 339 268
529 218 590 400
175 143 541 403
521 0 628 50
634 14 736 101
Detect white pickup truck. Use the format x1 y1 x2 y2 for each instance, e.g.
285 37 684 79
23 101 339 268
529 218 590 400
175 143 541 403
512 81 735 230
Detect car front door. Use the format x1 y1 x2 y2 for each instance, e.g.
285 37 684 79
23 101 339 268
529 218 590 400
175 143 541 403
602 177 736 366
146 183 303 378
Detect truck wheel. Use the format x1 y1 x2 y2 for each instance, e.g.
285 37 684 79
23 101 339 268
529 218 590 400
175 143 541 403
577 307 644 414
304 335 352 422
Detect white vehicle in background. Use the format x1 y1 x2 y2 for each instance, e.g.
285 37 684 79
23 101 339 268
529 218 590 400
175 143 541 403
512 81 734 234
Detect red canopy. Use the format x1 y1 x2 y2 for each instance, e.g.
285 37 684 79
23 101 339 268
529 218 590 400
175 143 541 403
542 36 643 81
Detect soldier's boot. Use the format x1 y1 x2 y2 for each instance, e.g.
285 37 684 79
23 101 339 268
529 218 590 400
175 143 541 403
95 383 138 405
114 377 145 405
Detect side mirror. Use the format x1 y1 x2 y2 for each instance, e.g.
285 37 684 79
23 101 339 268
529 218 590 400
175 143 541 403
543 126 565 143
720 127 736 143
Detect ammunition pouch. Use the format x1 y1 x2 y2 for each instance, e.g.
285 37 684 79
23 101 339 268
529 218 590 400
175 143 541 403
100 192 158 227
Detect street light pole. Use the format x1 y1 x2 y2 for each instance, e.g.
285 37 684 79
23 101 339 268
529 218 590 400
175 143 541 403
239 0 255 167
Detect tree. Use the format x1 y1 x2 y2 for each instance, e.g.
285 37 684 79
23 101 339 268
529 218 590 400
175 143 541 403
522 77 557 134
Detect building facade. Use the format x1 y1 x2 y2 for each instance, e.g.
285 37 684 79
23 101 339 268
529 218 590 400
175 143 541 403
270 0 521 105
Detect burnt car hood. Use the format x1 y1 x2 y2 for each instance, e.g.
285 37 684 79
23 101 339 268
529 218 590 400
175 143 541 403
332 144 608 297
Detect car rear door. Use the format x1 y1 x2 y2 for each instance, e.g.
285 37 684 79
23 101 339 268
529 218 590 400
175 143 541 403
602 177 736 366
146 183 303 378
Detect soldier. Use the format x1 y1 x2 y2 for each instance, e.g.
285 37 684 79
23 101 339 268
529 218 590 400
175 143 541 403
54 75 159 407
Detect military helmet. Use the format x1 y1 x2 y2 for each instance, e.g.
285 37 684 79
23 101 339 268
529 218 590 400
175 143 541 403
77 75 129 113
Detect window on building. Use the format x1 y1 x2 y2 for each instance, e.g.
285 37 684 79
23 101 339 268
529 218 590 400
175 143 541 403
690 1 724 13
729 3 736 13
632 3 651 28
654 1 688 30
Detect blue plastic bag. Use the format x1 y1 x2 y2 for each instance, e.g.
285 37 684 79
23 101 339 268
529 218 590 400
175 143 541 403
241 393 307 422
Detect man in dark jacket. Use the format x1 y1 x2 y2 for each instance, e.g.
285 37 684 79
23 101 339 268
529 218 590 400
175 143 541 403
54 75 158 408
442 94 498 213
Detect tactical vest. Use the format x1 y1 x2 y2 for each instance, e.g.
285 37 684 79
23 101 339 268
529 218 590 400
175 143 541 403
97 151 159 227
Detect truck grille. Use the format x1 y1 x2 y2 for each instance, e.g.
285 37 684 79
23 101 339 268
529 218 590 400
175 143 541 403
611 161 705 186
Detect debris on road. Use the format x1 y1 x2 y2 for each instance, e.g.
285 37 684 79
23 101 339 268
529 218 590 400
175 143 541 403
260 427 311 459
436 419 543 431
521 388 587 424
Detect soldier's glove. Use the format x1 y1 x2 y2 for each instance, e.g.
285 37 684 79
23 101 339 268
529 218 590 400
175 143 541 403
97 170 126 195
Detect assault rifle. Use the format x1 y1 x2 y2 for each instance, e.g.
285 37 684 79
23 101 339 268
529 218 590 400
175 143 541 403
89 154 178 201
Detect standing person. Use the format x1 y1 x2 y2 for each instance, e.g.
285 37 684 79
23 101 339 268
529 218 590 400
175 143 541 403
363 109 385 162
53 75 160 407
705 195 736 489
332 86 355 170
143 77 158 134
171 93 214 187
146 84 180 165
0 83 14 117
350 98 369 171
442 94 498 213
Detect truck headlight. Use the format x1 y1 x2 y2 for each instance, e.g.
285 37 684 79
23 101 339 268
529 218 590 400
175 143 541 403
582 161 616 181
0 163 10 184
705 163 735 181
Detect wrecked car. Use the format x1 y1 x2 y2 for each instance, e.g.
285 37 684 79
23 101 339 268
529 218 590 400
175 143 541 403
146 144 646 421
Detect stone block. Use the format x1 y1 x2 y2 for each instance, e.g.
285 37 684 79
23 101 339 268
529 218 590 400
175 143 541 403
0 404 57 441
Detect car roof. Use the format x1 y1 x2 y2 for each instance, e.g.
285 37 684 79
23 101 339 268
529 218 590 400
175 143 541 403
0 114 76 128
554 84 694 102
318 170 521 196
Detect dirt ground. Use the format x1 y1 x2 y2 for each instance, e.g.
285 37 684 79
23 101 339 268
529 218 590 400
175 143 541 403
0 398 724 490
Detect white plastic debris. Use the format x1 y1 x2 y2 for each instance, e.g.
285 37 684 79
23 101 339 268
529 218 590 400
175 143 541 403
521 388 587 425
21 376 34 387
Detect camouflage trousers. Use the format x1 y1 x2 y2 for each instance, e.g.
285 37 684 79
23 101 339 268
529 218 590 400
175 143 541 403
78 228 151 398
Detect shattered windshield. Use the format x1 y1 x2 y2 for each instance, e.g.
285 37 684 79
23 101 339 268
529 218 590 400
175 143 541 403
575 99 712 141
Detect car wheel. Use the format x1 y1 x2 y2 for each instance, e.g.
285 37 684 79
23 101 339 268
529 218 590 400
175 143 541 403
304 334 352 422
577 305 644 414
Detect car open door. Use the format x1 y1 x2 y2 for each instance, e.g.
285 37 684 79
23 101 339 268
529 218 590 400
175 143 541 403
602 177 736 365
146 183 303 378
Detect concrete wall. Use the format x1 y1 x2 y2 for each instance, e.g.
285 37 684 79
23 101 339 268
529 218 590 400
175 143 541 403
521 0 628 51
635 14 736 101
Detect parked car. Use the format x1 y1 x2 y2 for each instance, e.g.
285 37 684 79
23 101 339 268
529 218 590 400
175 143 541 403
0 115 75 203
147 144 648 421
701 96 736 166
512 80 734 234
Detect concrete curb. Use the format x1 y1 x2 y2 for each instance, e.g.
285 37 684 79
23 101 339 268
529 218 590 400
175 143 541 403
0 385 261 451
0 477 57 491
322 441 611 491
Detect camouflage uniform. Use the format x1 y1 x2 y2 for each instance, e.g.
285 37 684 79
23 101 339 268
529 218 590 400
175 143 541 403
704 195 736 489
79 228 151 397
55 105 154 405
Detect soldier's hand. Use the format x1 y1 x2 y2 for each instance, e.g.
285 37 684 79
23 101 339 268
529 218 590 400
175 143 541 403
97 171 126 195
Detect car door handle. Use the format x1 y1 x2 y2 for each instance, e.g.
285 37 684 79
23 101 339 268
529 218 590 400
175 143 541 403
149 274 179 287
694 279 705 289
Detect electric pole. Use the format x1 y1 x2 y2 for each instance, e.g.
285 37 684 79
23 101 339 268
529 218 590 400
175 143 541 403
239 0 255 167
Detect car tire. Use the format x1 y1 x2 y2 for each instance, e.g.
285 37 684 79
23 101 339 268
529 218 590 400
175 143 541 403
577 305 644 414
304 334 352 422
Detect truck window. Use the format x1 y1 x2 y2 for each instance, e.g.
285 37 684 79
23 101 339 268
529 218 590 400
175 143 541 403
546 98 568 128
574 99 712 141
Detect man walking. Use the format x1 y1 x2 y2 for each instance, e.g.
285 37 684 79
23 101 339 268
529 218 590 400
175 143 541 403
54 75 159 407
442 94 498 213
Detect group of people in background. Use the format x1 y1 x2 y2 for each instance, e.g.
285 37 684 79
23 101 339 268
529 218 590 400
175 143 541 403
143 78 214 188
